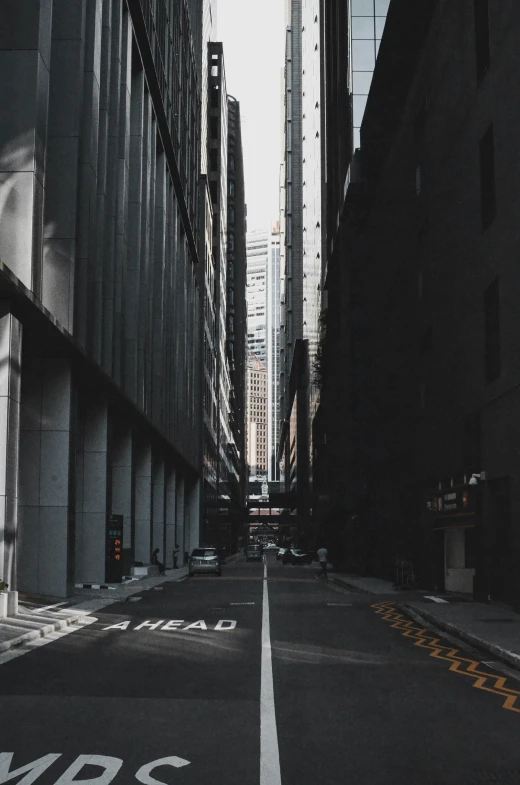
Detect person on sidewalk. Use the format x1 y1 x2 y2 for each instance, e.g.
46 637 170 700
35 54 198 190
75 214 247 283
151 548 166 576
317 546 328 579
172 543 180 569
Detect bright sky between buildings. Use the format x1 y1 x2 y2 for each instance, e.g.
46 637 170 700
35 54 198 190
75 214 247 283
217 0 286 231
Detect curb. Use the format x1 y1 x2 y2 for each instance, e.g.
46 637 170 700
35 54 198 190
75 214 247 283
0 611 89 654
401 603 520 674
330 576 369 593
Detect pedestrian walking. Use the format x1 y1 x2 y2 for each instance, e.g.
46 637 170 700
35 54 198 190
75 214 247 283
151 548 166 576
172 543 180 569
317 546 328 579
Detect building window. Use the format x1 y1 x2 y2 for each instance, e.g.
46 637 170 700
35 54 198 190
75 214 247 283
484 277 500 383
479 124 496 230
474 0 490 83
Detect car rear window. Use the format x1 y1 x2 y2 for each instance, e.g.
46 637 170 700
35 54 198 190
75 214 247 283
192 549 217 557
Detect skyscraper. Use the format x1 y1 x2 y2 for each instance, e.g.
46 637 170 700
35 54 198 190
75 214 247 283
246 229 269 366
267 226 281 482
0 0 203 598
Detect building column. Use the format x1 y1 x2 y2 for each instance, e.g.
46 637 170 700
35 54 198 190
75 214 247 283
111 423 133 574
152 456 165 563
186 478 201 557
76 397 109 584
18 356 74 599
0 1 52 294
0 307 22 611
176 473 185 565
165 466 177 568
134 441 152 563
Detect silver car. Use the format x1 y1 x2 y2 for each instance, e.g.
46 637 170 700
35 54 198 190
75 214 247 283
188 547 222 577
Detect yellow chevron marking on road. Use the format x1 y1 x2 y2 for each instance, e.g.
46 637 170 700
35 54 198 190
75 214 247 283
372 600 520 715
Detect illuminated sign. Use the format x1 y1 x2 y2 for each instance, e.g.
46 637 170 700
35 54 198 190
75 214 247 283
106 514 124 583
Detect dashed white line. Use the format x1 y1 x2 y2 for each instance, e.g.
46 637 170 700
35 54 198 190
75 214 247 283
423 596 449 604
260 559 282 785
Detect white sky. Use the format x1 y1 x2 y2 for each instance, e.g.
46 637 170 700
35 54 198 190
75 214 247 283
216 0 286 233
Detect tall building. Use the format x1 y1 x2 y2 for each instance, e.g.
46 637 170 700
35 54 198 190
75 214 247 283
313 0 388 562
247 352 269 479
0 0 203 598
246 227 281 482
280 0 323 544
205 42 231 549
226 95 248 541
246 229 269 366
267 226 281 482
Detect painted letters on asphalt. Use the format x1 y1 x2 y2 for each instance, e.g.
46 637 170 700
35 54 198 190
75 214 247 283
0 753 190 784
101 619 237 631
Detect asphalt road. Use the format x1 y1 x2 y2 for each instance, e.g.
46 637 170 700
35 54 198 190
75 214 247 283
1 552 520 785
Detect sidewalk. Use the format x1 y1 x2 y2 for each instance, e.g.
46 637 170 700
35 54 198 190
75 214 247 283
330 572 400 595
402 599 520 672
0 567 189 655
331 571 520 673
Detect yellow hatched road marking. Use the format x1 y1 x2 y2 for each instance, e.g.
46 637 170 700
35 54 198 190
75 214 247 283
372 600 520 715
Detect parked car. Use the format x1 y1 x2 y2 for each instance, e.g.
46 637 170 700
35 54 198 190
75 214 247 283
245 544 263 561
188 547 222 577
264 542 278 550
282 548 312 565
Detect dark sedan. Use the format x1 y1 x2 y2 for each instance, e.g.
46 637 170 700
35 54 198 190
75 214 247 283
282 548 312 565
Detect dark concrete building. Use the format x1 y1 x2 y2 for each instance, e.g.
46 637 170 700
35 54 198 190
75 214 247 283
0 0 204 603
317 0 520 607
226 96 248 535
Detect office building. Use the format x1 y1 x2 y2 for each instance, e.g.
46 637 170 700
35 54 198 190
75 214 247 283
267 226 281 482
0 0 203 599
279 0 324 545
247 352 268 479
246 229 269 366
226 95 248 539
246 226 281 483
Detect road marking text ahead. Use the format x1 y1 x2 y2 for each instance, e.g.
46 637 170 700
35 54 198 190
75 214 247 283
102 619 237 631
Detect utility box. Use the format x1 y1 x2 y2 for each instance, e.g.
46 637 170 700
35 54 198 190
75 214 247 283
106 514 124 583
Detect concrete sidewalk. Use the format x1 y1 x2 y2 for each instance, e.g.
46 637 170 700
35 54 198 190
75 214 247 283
331 573 400 594
0 567 190 654
403 599 520 672
331 571 520 673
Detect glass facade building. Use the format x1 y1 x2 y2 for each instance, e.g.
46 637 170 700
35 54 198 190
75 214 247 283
351 0 390 150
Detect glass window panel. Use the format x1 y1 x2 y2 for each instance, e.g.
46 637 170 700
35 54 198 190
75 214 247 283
375 0 390 13
376 38 381 56
375 16 386 37
352 39 375 70
352 0 374 14
352 16 375 38
353 70 373 93
353 127 361 150
353 94 368 127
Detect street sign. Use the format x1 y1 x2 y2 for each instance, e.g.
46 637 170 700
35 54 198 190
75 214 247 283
106 514 124 583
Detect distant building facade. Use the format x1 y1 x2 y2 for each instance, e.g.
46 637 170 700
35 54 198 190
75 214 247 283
247 352 269 479
246 229 269 366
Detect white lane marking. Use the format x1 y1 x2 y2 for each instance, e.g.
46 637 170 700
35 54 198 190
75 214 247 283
230 602 255 605
0 616 97 665
128 597 142 602
423 595 449 603
260 558 282 785
32 601 69 614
